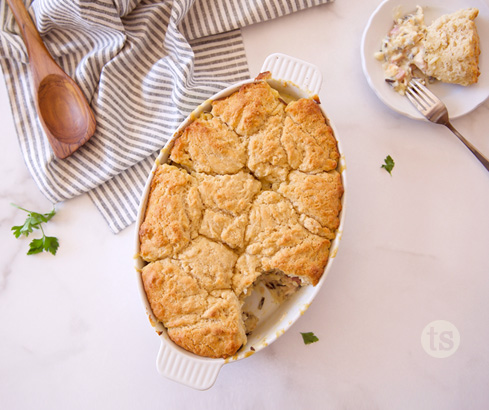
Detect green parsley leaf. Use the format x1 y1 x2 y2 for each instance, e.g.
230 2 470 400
11 213 41 237
11 203 59 255
27 238 46 255
381 155 395 175
11 224 26 238
43 236 59 255
301 332 319 345
27 236 59 256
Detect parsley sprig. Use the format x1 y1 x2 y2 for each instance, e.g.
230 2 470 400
381 155 395 175
301 332 319 345
11 203 59 255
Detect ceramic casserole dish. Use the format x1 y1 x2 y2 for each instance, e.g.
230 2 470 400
134 53 347 390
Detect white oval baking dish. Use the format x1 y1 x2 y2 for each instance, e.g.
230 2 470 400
134 53 347 390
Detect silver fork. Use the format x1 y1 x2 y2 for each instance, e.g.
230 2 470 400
406 79 489 172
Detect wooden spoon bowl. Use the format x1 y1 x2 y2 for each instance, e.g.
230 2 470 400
37 74 95 144
7 0 96 159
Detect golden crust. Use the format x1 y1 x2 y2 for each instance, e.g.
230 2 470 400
242 191 330 287
195 171 261 249
138 164 202 262
195 171 261 216
168 290 246 359
142 260 246 359
211 80 283 136
170 115 246 174
139 81 344 358
233 253 263 297
282 98 339 173
178 235 238 291
141 259 207 329
199 210 248 249
424 8 480 86
247 109 290 183
278 170 344 236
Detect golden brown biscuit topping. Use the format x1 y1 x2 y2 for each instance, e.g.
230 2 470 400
138 164 202 262
139 80 343 358
170 115 247 174
424 8 480 86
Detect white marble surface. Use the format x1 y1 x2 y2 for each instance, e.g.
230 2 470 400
2 1 489 408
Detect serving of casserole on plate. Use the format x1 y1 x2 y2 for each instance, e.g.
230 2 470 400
361 0 489 119
134 54 346 390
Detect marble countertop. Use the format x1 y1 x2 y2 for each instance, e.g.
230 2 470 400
2 1 489 408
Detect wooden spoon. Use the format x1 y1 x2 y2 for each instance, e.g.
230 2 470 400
7 0 96 159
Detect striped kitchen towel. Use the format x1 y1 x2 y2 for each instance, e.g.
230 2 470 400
0 0 332 233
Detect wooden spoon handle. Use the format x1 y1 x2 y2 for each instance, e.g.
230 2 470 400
6 0 61 86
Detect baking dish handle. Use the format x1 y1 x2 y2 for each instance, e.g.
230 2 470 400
261 53 323 95
156 336 225 390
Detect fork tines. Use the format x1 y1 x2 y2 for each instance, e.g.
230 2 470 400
405 79 447 123
406 79 434 109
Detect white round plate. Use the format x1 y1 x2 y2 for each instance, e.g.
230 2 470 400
361 0 489 120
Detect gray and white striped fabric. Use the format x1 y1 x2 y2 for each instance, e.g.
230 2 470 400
0 0 332 233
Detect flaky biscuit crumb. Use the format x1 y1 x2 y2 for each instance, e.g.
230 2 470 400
211 81 283 136
243 191 330 287
282 98 339 173
278 170 344 234
139 164 202 262
424 8 480 86
170 115 246 174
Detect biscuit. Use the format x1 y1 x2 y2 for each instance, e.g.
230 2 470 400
424 8 480 86
167 290 246 359
247 111 290 183
142 259 246 359
199 210 248 249
139 164 202 262
170 114 246 174
195 171 261 216
178 235 238 291
211 80 283 136
195 171 261 248
239 191 331 288
278 170 343 238
282 98 339 173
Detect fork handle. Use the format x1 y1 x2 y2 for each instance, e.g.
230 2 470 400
445 122 489 172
